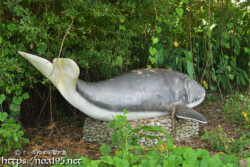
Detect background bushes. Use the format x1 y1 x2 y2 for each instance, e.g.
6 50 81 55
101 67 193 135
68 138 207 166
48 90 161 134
0 0 249 123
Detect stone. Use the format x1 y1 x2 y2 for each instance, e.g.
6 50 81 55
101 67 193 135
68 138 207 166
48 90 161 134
83 116 200 146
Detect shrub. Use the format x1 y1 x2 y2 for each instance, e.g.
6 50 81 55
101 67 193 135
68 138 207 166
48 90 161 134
202 125 249 156
52 112 243 167
223 92 249 129
0 112 29 156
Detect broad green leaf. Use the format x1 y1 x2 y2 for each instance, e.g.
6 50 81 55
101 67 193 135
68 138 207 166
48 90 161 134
121 159 129 167
13 134 18 142
167 140 174 149
216 69 224 74
121 127 130 136
3 131 10 138
226 66 231 72
10 103 20 112
210 85 216 91
115 56 123 67
0 36 2 44
100 144 111 156
244 47 250 53
228 74 234 80
13 96 23 105
8 117 15 123
22 92 30 99
15 89 23 96
151 36 159 45
223 42 230 49
208 155 223 167
226 22 233 29
222 32 229 40
108 120 116 128
224 55 229 60
221 154 238 166
0 94 6 104
242 71 248 80
155 26 162 33
116 120 123 128
0 112 8 122
155 49 164 65
239 73 246 85
221 76 227 89
187 60 194 79
216 35 221 49
148 158 157 167
119 15 125 23
176 24 183 33
22 138 30 143
176 8 184 18
89 161 99 167
7 23 16 31
119 25 126 31
184 51 192 61
149 47 157 56
183 148 198 167
0 80 4 87
196 149 209 159
200 158 209 167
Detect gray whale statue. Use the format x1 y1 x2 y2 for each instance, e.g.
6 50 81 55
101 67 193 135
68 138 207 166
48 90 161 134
18 51 207 124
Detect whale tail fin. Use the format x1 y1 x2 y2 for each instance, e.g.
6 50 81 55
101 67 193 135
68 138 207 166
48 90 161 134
175 104 207 124
18 51 80 91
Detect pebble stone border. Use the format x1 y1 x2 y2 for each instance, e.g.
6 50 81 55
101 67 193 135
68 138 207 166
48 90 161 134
83 116 199 146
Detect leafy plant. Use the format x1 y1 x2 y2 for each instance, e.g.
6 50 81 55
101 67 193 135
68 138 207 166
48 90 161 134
52 112 243 167
201 125 249 155
0 112 29 156
222 92 249 128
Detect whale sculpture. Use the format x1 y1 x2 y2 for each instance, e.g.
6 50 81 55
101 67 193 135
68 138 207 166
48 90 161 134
18 51 207 123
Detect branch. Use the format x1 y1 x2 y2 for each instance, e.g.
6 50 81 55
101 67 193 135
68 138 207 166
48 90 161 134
49 17 74 77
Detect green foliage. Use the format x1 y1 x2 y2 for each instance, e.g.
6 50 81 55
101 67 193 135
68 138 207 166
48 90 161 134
222 92 249 128
52 112 241 167
1 0 248 94
0 49 30 155
202 125 249 156
0 112 29 156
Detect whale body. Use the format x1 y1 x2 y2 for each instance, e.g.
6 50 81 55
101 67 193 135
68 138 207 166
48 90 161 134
18 51 207 123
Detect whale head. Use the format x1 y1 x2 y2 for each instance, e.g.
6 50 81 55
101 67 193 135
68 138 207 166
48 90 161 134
183 77 205 108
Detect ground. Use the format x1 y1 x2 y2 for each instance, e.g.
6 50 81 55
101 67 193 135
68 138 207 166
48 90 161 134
6 96 249 166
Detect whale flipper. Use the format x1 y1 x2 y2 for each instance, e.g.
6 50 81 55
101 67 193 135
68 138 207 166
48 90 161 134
175 104 207 124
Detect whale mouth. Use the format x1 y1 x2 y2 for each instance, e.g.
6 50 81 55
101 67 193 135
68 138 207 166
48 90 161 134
186 93 205 108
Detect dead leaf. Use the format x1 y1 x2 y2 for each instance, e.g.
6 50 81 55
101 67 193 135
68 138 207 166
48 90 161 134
30 43 34 49
63 138 71 145
78 139 85 145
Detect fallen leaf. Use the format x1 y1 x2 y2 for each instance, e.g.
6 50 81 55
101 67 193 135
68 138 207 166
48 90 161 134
30 43 34 49
63 138 71 145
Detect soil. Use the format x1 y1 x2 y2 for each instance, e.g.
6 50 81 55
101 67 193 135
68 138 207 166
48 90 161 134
4 96 249 166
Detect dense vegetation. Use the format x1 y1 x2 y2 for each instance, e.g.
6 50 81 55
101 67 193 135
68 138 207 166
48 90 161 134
0 0 249 166
51 111 249 167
